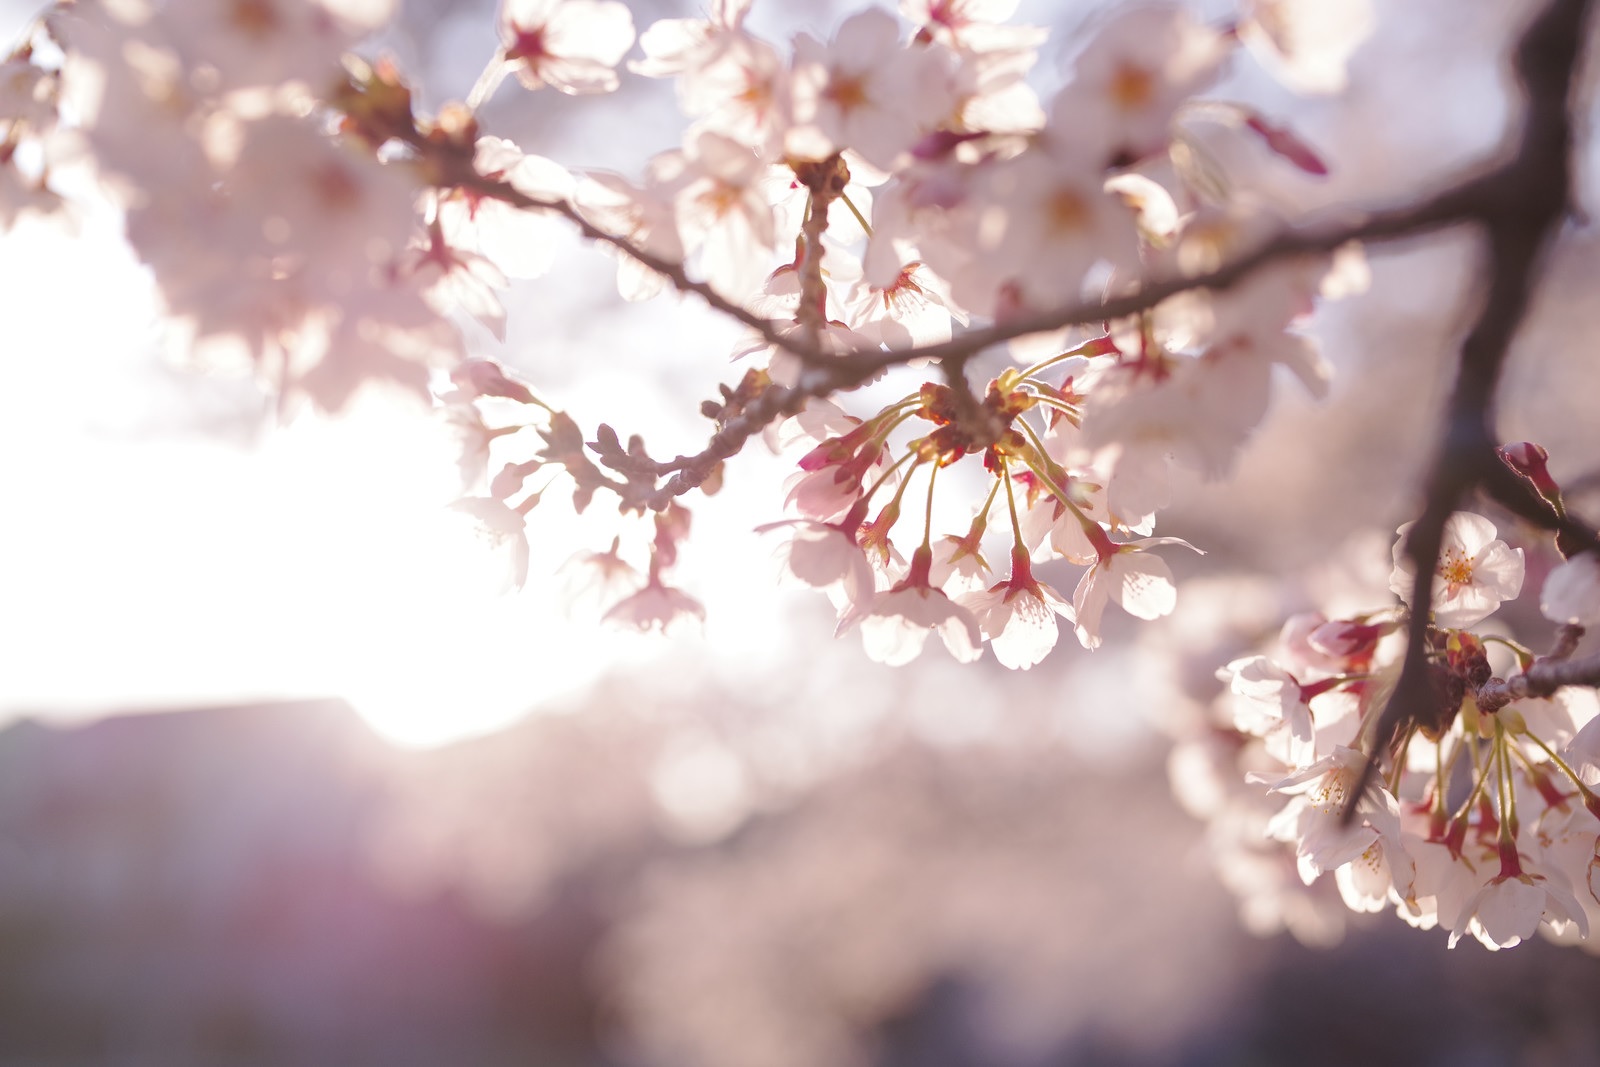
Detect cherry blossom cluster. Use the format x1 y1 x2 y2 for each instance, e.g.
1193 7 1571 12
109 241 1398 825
11 0 1600 958
613 0 1367 663
1173 445 1600 950
0 0 1379 651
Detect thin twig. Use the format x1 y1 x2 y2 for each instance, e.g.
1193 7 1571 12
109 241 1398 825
445 170 798 358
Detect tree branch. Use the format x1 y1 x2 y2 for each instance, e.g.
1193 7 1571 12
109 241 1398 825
1344 0 1591 820
427 0 1593 519
1479 626 1594 708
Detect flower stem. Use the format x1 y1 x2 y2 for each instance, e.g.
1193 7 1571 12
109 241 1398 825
1001 457 1027 554
1017 335 1114 382
839 192 872 236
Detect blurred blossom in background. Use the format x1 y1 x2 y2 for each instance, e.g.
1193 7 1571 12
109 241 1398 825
7 0 1600 1064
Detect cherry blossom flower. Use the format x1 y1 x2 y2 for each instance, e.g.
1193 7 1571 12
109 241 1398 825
1388 512 1525 628
673 130 777 298
156 0 394 92
630 0 753 79
407 237 511 342
1264 745 1403 885
223 114 420 298
773 397 861 454
955 131 1138 316
786 8 955 171
958 548 1073 670
635 5 786 151
757 518 875 608
1083 348 1274 520
1239 0 1374 94
293 279 464 410
844 259 965 347
1541 552 1600 628
449 496 531 592
1334 833 1414 915
437 137 573 281
1217 655 1315 765
1064 4 1229 165
498 0 636 95
841 545 983 666
928 527 992 595
1277 612 1349 677
52 5 213 195
560 539 646 620
1072 536 1200 650
1449 852 1589 951
576 165 687 302
604 579 707 634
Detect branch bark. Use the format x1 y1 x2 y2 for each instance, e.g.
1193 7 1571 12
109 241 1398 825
1345 0 1593 820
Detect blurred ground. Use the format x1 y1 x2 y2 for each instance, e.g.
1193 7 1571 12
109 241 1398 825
2 699 1600 1067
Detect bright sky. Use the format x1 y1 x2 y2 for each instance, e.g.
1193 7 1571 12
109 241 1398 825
0 1 819 747
0 0 971 752
0 165 807 748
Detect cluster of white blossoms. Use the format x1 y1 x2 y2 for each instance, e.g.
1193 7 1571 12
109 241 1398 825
0 0 1376 650
0 0 1373 641
9 0 1600 955
1172 482 1600 951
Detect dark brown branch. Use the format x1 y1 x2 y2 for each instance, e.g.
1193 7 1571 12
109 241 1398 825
1344 0 1592 820
822 184 1489 380
441 170 798 357
643 382 804 509
792 154 848 346
1479 626 1595 709
451 136 1484 383
429 0 1592 516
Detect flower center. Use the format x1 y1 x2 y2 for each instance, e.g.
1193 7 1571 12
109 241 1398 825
1110 62 1156 111
1438 547 1475 591
825 74 869 113
230 0 280 36
505 26 548 65
1047 188 1089 233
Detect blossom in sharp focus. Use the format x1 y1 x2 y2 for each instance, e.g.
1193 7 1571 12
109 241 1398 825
1449 855 1589 951
842 546 982 667
1072 536 1200 650
1264 744 1402 885
498 0 636 94
958 548 1073 670
1388 512 1524 628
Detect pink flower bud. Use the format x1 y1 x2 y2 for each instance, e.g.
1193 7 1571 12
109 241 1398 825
1498 441 1560 499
